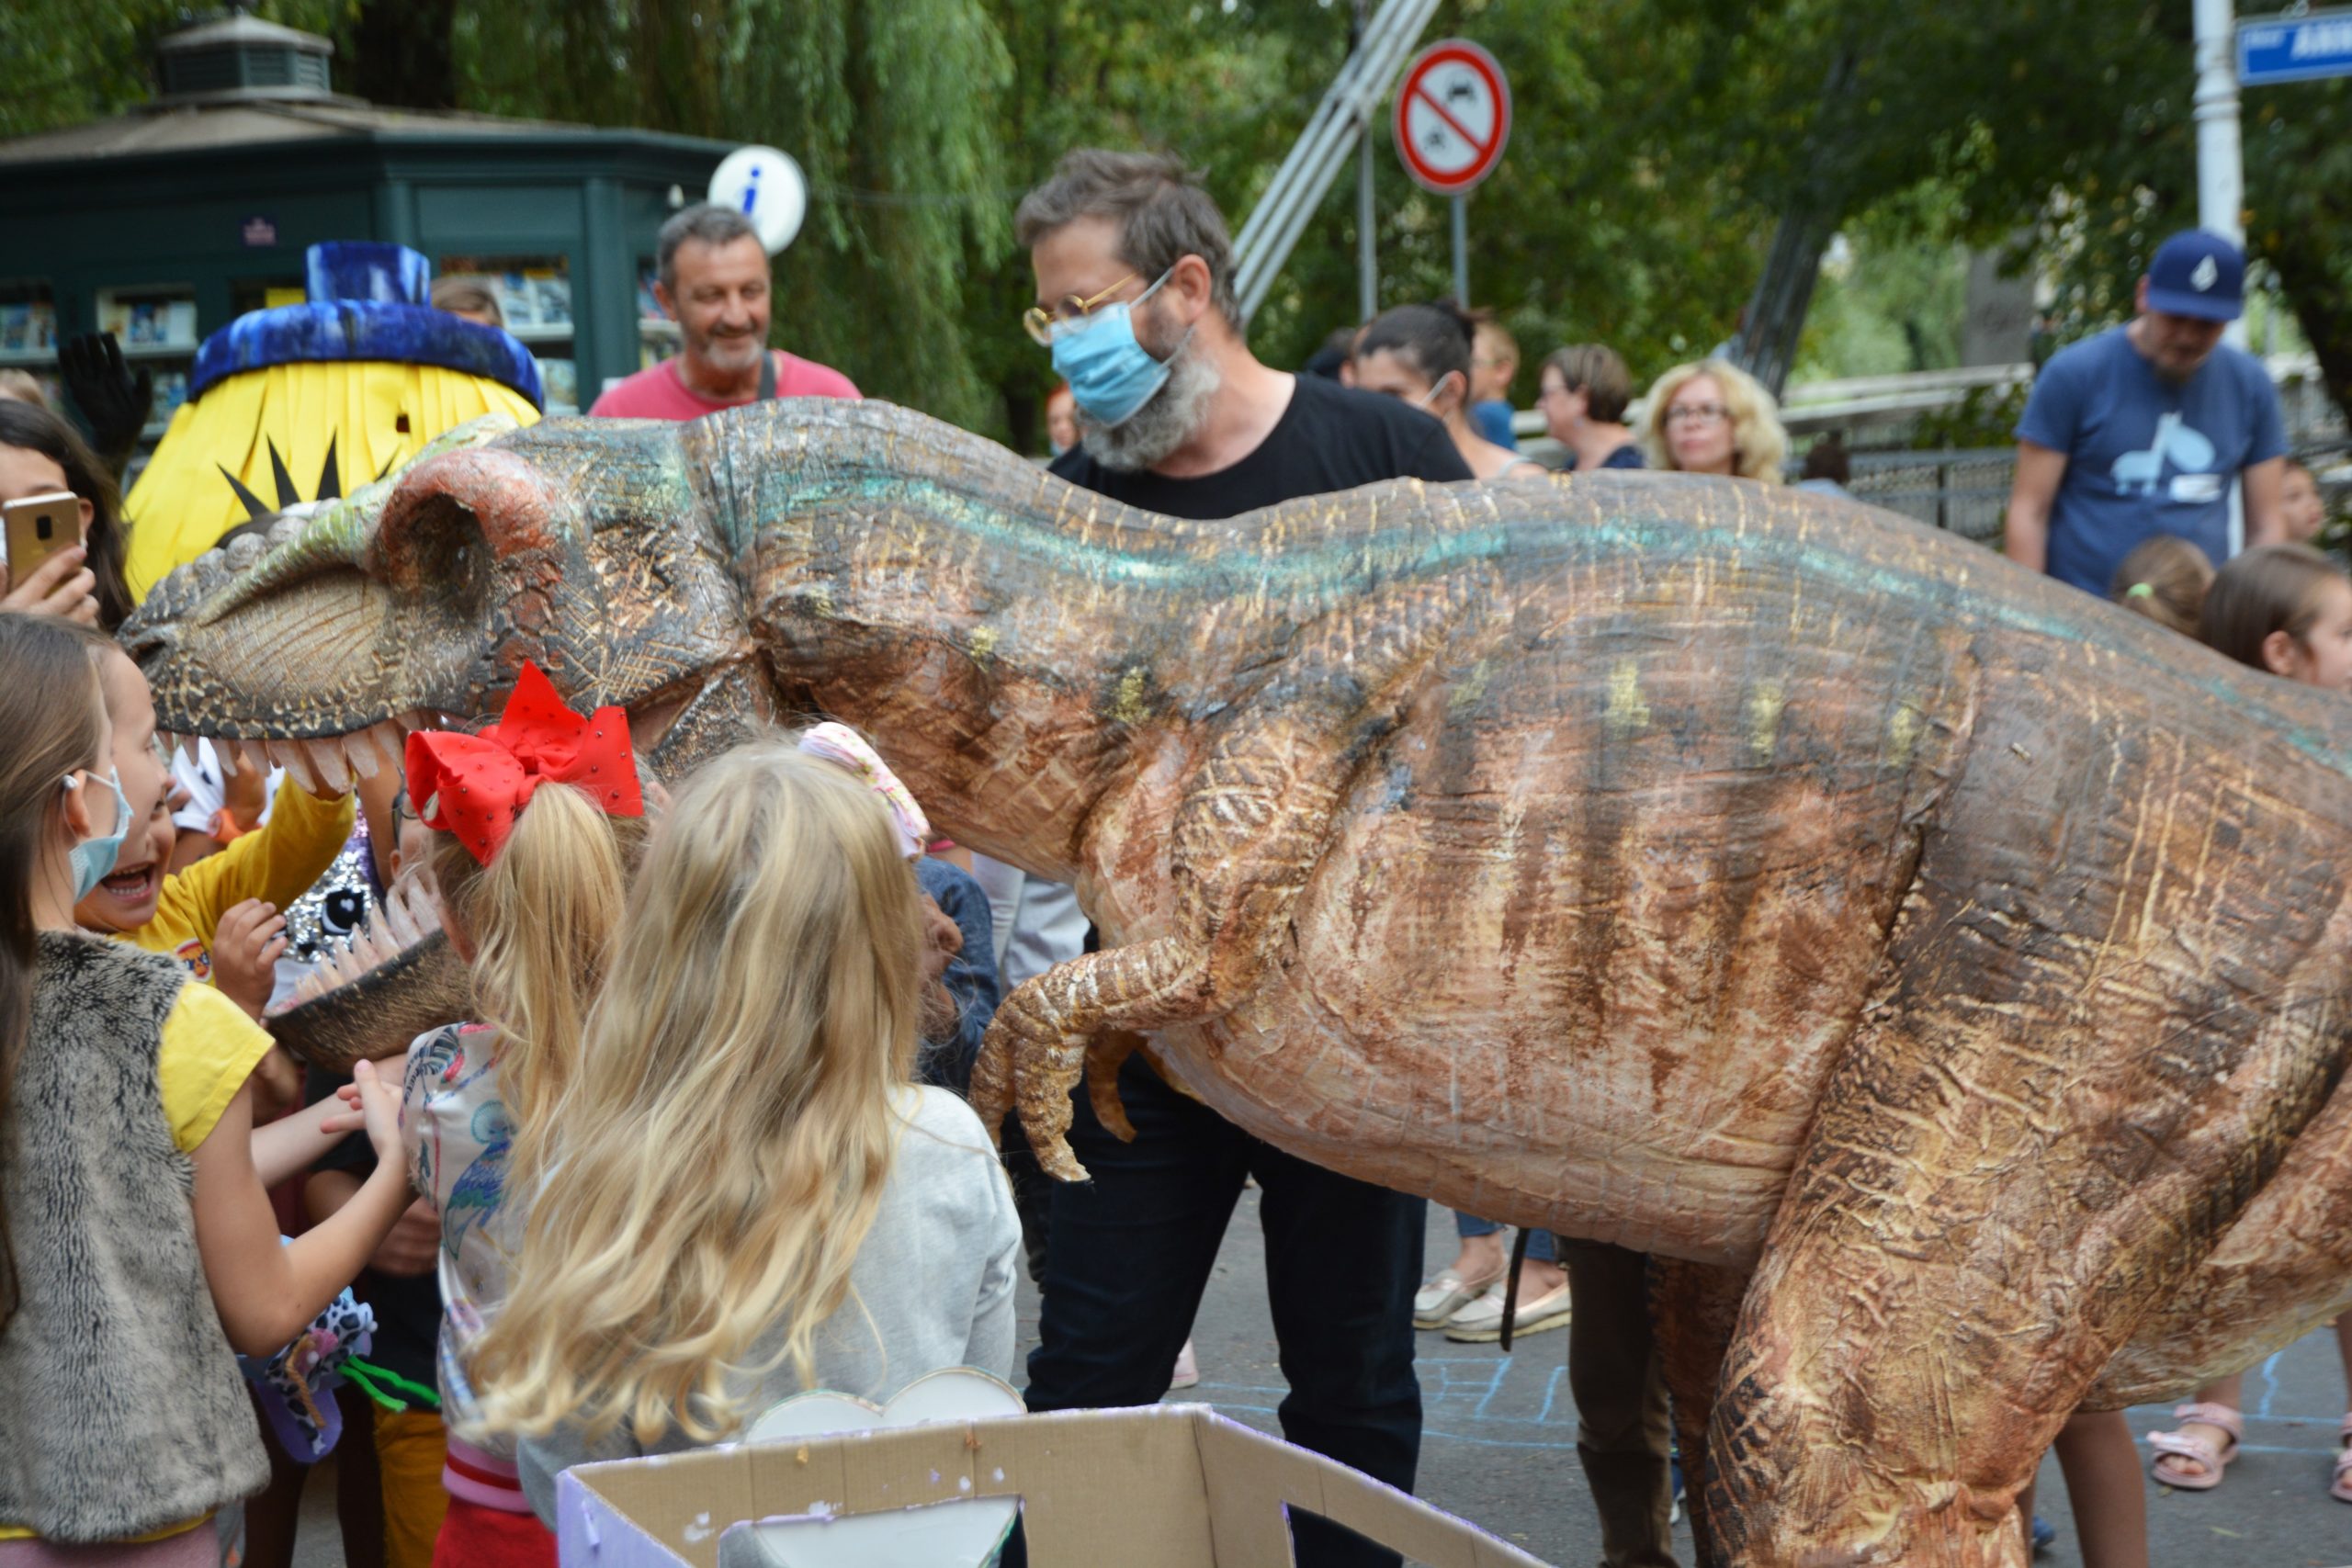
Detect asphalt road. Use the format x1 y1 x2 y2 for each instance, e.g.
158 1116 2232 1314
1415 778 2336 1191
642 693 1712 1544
291 1190 2352 1567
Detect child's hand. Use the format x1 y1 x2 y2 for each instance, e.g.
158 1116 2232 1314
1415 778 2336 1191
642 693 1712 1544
318 1077 367 1135
213 898 288 1019
0 545 97 625
348 1056 405 1168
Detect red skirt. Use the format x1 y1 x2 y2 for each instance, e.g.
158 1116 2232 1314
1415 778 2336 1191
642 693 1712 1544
429 1498 555 1568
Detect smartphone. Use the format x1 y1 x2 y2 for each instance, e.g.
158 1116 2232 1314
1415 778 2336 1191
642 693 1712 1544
3 491 84 585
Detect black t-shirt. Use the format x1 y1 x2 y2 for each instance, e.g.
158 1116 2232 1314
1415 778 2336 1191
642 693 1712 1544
1047 373 1474 519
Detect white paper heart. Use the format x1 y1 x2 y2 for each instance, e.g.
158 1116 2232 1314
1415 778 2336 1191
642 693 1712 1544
729 1367 1023 1568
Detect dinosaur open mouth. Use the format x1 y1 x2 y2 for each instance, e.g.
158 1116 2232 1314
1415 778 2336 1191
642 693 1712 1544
160 677 706 1023
160 714 449 800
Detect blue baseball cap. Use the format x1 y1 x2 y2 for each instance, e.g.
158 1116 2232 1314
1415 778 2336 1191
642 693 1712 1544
2144 231 2245 321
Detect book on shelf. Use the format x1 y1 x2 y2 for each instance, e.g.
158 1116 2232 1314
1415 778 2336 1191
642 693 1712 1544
0 302 56 355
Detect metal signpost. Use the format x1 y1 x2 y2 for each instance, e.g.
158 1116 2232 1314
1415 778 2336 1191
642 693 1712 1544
1392 40 1510 306
2239 6 2352 84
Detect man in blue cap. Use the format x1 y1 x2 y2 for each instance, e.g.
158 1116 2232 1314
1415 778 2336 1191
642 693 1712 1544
2004 231 2288 593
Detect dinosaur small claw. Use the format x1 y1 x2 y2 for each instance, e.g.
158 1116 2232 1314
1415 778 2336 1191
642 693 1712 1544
1087 1039 1139 1144
969 1032 1014 1145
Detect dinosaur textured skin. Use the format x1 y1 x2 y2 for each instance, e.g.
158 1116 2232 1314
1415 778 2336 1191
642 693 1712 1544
125 401 2352 1567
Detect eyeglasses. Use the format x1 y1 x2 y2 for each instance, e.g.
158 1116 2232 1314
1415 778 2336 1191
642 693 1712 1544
1665 401 1730 426
1023 273 1139 345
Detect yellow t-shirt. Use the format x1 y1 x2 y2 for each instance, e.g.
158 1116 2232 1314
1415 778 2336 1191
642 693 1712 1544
0 983 272 1542
157 979 277 1154
135 779 356 982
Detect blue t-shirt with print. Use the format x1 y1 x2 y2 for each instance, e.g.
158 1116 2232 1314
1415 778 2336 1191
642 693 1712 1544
2016 325 2286 594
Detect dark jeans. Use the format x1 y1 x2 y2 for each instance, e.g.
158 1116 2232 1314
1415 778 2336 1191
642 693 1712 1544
1559 1240 1677 1568
1022 1053 1426 1568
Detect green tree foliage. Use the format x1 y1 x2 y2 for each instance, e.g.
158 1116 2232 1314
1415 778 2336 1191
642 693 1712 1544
456 0 1017 428
11 1 2348 436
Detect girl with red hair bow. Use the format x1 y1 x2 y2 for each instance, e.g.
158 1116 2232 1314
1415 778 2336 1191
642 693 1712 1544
390 663 652 1568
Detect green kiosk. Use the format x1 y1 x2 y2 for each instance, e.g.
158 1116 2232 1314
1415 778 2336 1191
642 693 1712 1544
0 15 730 427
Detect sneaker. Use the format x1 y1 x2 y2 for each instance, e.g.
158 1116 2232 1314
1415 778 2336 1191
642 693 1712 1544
2030 1514 2055 1555
1169 1337 1200 1391
1412 1268 1498 1329
1670 1444 1685 1525
1442 1278 1572 1343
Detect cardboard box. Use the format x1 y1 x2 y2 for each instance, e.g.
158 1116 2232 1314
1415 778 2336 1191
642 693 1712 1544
557 1403 1555 1568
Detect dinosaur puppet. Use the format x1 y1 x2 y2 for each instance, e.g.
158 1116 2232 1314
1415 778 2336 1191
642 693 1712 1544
125 401 2352 1568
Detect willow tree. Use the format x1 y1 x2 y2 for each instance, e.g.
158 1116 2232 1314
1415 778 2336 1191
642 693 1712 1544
457 0 1015 430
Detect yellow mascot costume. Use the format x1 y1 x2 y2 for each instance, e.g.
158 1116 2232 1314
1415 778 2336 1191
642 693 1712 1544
124 241 542 601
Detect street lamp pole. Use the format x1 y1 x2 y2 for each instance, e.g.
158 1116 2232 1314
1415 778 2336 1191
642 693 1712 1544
2192 0 2247 347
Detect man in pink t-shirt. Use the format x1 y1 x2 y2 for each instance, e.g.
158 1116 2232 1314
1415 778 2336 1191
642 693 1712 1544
589 204 858 419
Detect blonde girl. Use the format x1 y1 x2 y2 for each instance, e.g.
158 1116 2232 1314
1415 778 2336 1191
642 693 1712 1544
1640 358 1788 482
469 739 1021 1521
2145 543 2352 1500
391 664 650 1565
0 612 407 1559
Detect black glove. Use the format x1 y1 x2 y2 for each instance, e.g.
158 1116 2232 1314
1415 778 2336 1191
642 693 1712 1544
58 331 153 475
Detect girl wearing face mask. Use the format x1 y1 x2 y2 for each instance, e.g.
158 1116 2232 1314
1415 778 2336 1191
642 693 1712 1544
0 612 411 1561
1353 303 1548 481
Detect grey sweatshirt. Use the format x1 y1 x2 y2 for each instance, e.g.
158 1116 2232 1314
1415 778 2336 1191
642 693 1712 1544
520 1086 1022 1522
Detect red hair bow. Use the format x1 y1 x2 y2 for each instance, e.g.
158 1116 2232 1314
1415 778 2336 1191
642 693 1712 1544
404 663 643 863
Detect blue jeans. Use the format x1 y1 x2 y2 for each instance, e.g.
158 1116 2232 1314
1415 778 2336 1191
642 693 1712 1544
1453 1210 1557 1264
1021 1052 1425 1568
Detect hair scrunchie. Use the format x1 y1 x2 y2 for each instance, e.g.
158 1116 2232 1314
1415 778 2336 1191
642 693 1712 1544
797 722 931 860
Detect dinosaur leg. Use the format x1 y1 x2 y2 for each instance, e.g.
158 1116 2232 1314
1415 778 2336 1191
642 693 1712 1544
1652 1256 1748 1568
972 711 1352 1179
1702 958 2347 1564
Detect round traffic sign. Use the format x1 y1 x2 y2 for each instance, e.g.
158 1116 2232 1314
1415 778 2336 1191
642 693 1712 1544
1392 40 1511 196
708 145 808 254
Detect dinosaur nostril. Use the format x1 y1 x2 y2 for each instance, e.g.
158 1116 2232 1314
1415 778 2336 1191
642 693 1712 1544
119 617 171 667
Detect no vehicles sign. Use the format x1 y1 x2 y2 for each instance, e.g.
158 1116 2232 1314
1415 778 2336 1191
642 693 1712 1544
1393 40 1511 196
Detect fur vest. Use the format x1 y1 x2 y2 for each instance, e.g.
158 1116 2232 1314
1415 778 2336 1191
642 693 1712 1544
0 931 266 1541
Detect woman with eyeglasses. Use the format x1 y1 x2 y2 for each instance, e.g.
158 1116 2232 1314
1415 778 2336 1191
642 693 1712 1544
1351 303 1548 481
1639 358 1788 483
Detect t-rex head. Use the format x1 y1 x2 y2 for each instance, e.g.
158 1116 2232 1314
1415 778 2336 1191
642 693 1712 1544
123 412 774 1067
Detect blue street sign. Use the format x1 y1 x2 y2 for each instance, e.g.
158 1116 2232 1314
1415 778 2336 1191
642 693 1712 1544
2240 8 2352 86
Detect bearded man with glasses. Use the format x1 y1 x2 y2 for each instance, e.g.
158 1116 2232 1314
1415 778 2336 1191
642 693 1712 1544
1006 147 1470 1568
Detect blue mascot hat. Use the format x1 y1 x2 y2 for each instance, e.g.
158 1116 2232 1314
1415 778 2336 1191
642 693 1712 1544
190 242 544 409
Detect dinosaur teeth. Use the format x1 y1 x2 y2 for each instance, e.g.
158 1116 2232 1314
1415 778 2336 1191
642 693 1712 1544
341 729 380 780
266 739 319 794
381 886 423 947
307 737 354 795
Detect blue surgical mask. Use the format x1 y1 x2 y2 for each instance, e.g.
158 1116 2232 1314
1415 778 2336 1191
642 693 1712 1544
1047 269 1188 428
65 767 130 903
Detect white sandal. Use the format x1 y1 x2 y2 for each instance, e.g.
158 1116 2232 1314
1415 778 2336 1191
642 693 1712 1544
1412 1269 1496 1329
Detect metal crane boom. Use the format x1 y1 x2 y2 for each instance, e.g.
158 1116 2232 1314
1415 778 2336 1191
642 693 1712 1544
1229 0 1441 326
